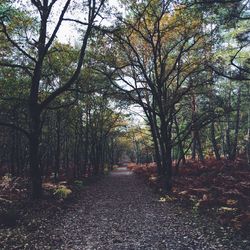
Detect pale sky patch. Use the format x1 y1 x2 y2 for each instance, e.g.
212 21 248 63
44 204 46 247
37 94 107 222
56 0 124 44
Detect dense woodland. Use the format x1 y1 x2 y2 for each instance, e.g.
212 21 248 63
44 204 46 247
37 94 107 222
0 0 249 202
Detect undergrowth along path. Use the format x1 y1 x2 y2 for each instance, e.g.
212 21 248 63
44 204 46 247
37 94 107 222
29 167 250 249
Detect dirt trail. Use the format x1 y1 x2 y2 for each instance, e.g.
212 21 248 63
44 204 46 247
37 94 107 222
31 167 249 249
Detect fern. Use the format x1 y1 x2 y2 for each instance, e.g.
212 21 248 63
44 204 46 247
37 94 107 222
53 185 72 199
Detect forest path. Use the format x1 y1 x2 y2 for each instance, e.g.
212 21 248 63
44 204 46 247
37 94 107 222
45 166 245 249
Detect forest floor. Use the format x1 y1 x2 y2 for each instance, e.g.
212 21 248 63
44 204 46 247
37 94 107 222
1 166 249 249
128 158 250 234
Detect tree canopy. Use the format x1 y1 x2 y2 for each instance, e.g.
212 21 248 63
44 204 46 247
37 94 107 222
0 0 249 198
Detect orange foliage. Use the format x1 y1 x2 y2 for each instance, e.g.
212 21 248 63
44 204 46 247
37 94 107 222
129 158 250 233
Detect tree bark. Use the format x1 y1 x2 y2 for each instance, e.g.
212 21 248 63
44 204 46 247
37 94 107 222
174 116 186 170
29 106 42 199
230 86 241 160
210 121 221 160
54 111 61 182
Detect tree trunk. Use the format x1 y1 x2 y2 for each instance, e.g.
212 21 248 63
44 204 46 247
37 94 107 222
247 110 250 166
174 116 186 172
231 86 241 160
29 110 42 199
210 121 221 160
145 94 162 174
196 132 204 161
191 133 196 160
160 119 173 192
225 88 232 159
11 130 16 175
54 112 61 182
164 144 172 192
225 113 232 159
192 130 204 161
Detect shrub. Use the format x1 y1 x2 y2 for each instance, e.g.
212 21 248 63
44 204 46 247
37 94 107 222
53 185 72 199
0 173 12 190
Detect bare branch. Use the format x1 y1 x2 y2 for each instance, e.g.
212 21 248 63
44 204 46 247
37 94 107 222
0 62 33 76
0 21 36 62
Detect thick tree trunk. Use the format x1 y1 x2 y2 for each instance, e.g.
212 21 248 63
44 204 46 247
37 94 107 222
160 119 173 192
29 110 42 199
151 125 162 174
